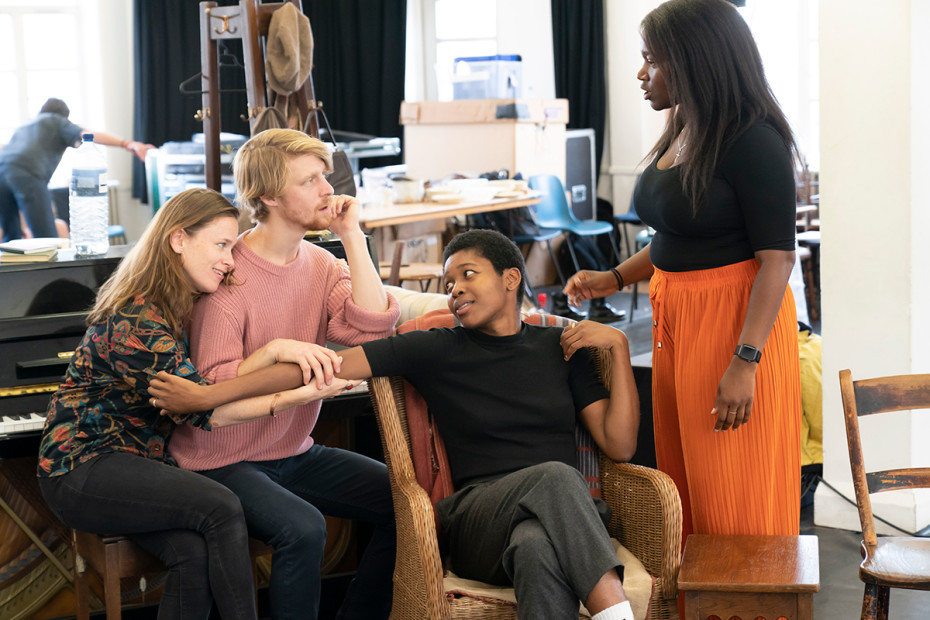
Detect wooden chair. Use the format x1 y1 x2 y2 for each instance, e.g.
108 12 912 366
366 311 682 619
839 369 930 620
378 240 444 293
73 531 274 619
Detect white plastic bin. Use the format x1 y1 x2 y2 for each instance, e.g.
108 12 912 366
452 55 522 100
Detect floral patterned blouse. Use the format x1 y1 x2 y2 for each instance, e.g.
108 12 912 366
38 296 213 477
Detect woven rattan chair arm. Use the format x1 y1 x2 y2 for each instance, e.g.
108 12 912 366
599 457 682 602
370 376 451 619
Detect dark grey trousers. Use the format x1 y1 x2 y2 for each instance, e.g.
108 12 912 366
436 461 623 620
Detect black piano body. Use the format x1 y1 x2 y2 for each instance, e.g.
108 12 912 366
0 248 130 456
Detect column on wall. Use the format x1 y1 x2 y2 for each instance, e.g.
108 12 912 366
815 0 930 533
601 0 664 257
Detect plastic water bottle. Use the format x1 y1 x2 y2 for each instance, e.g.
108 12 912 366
70 133 109 256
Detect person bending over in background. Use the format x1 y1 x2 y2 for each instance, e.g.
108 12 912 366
168 129 399 620
0 97 153 241
154 229 641 620
38 188 350 620
564 0 802 543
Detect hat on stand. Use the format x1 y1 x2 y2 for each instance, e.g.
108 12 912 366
265 2 313 96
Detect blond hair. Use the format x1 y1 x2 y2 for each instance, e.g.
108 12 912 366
233 129 333 223
87 188 239 338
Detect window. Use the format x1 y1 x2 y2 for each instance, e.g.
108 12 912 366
739 0 820 171
0 0 101 185
424 0 498 101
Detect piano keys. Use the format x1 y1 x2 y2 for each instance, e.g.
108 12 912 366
0 413 46 436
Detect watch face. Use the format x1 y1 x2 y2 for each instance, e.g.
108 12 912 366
736 345 761 362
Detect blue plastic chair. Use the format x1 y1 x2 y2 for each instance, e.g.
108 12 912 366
528 174 621 274
512 226 566 284
613 193 643 261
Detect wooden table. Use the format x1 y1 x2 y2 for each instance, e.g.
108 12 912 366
358 195 541 229
678 534 820 620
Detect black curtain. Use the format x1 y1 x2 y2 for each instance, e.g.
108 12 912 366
131 0 406 200
550 0 607 177
303 0 406 168
132 1 249 200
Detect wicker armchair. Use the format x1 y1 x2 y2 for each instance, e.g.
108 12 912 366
367 345 682 620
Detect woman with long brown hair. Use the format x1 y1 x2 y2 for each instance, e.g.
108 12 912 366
565 0 802 542
37 188 350 619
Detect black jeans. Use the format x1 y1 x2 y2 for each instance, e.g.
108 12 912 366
200 443 395 620
39 452 257 620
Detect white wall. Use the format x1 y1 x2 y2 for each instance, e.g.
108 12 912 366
96 0 150 241
498 0 555 100
815 0 930 533
601 0 664 220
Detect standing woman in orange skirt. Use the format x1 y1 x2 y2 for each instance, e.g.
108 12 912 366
564 0 802 542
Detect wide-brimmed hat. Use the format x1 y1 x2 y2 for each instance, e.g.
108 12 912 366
265 3 313 96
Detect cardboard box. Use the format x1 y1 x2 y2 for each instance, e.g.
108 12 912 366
400 99 569 183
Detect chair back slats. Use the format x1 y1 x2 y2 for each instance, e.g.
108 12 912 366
840 369 930 547
852 374 930 416
867 468 930 494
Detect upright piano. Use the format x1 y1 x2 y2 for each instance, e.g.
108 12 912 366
0 248 128 617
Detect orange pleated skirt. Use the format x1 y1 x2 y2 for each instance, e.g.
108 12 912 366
650 259 802 540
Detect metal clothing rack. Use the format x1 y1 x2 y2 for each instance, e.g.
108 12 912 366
197 0 321 191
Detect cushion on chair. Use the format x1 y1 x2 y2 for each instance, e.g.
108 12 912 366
443 538 654 619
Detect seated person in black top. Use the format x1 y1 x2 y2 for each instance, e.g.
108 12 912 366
150 229 640 620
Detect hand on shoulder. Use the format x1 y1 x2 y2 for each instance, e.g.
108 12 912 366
560 320 629 360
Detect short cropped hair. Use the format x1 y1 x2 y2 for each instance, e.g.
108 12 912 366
40 98 70 118
233 128 333 223
443 229 527 305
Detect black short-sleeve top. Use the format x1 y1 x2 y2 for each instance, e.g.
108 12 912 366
361 324 609 488
633 122 796 272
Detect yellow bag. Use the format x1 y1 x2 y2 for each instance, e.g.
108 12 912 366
798 329 823 466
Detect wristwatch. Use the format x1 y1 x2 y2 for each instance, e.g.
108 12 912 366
734 344 762 364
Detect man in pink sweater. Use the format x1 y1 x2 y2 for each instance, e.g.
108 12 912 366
169 129 400 619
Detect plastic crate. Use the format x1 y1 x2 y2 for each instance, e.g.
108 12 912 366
452 55 522 100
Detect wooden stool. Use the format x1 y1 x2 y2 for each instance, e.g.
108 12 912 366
73 531 275 619
678 534 820 620
73 531 164 620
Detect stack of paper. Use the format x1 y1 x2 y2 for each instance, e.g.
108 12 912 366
0 238 70 263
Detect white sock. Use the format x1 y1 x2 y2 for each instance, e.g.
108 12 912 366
591 600 634 620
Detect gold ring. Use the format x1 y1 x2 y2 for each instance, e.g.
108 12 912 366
727 410 737 414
